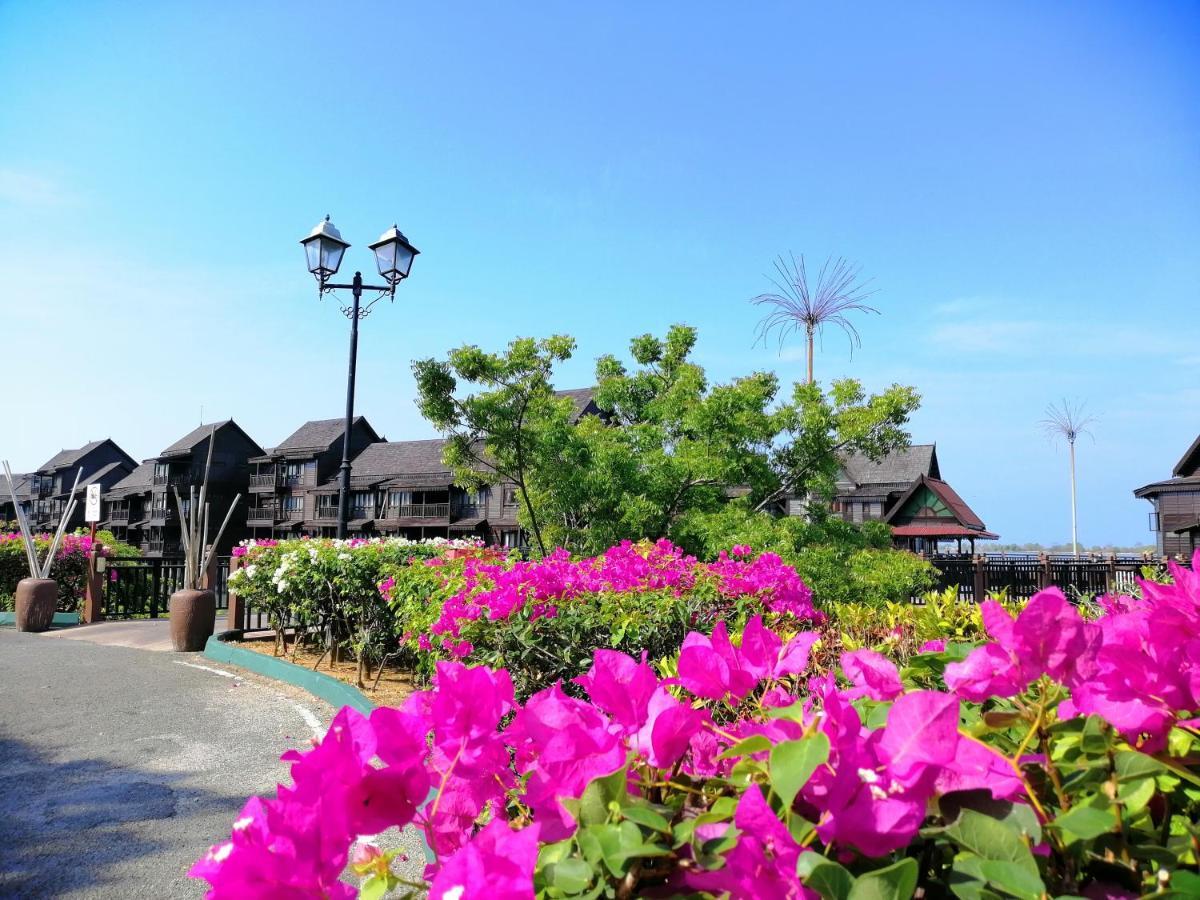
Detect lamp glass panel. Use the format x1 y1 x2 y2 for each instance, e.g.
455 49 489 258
304 238 323 273
374 241 397 278
394 245 415 278
321 239 346 273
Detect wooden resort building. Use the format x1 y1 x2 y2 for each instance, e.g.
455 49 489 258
813 444 998 552
26 439 136 533
1134 431 1200 559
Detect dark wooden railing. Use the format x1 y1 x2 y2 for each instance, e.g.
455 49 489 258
249 473 281 489
147 540 184 556
381 502 450 519
920 553 1183 604
108 507 131 522
152 472 200 487
246 505 278 522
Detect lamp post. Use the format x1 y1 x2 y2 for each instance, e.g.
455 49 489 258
300 216 419 539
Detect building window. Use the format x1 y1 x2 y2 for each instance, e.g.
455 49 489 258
503 487 518 506
284 495 304 513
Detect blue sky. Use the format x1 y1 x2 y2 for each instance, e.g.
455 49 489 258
1 2 1197 545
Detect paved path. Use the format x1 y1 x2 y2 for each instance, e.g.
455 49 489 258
0 629 424 898
40 617 231 652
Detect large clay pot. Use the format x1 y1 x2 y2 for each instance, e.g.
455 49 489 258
15 578 58 632
169 588 216 652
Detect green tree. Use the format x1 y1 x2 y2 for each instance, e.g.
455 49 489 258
530 325 781 553
755 377 921 513
412 335 577 556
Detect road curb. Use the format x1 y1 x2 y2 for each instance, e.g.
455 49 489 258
203 630 375 714
0 611 80 627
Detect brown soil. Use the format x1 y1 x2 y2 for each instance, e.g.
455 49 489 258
235 637 416 708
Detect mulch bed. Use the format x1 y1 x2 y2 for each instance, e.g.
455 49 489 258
235 637 415 708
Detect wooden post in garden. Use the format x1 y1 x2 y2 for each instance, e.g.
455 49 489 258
225 555 244 633
972 554 987 604
82 546 104 624
1038 553 1051 590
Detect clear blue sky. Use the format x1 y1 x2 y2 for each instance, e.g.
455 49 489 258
1 2 1197 546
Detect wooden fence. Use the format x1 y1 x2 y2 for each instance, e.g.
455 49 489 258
922 553 1178 603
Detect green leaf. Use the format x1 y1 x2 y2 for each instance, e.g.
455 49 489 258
1052 804 1114 842
717 734 772 761
976 860 1044 900
546 857 594 894
358 875 392 900
620 805 670 834
1119 776 1156 814
944 809 1038 873
797 852 855 900
770 734 831 807
938 790 1042 844
847 858 918 900
570 766 630 826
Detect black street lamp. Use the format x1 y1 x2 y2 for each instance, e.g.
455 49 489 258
300 215 420 539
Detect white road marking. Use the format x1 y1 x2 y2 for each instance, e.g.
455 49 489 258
174 659 325 739
174 660 240 678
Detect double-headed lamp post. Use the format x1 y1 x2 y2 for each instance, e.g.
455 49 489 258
300 216 419 539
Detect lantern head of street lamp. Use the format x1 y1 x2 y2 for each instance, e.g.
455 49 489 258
368 224 419 287
300 215 350 285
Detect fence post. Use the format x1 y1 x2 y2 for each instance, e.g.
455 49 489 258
82 547 105 624
1106 554 1117 594
973 555 986 603
200 545 219 590
1037 553 1051 590
225 555 243 632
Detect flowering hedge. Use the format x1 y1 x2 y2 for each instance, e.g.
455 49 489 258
0 530 137 611
195 551 1200 899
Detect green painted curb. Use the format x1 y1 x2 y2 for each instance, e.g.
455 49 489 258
203 631 375 715
0 611 80 627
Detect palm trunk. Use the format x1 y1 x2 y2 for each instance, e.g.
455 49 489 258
1069 440 1078 558
806 326 814 384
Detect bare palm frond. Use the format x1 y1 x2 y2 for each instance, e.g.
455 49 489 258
1040 399 1098 446
751 253 879 353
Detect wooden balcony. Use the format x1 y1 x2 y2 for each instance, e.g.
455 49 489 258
249 473 282 490
147 540 183 556
316 506 375 521
450 503 482 520
149 506 178 522
381 503 450 520
152 472 200 487
109 508 131 522
246 505 278 524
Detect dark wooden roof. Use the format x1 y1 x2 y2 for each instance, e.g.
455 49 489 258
838 444 940 492
38 438 132 473
884 474 992 534
1134 475 1200 498
159 419 264 458
77 461 130 489
1174 433 1200 478
350 439 451 479
556 387 602 422
270 417 379 454
108 461 156 495
3 472 33 502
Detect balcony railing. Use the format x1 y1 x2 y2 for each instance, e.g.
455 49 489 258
149 506 179 522
147 540 183 555
316 506 376 521
249 473 281 489
109 508 131 522
381 503 450 520
277 506 303 521
246 506 277 523
152 472 200 487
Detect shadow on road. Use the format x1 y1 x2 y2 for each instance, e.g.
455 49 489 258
0 734 231 898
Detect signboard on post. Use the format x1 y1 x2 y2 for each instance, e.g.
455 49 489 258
85 484 102 524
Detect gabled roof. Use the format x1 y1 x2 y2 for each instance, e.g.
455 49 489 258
1134 475 1200 498
556 387 602 423
38 438 133 473
348 439 451 481
159 419 264 458
1174 433 1200 478
271 417 379 454
2 472 33 502
838 444 939 489
109 461 156 495
77 461 130 489
884 474 990 532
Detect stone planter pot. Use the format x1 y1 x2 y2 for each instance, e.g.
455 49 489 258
169 589 216 652
15 578 58 632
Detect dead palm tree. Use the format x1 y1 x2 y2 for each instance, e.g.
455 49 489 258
752 253 879 384
1040 400 1097 558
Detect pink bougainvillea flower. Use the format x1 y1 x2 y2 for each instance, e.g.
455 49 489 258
574 649 659 734
685 785 814 899
934 735 1025 801
878 690 960 790
677 620 759 702
841 649 903 701
429 819 540 900
506 683 626 840
918 638 946 653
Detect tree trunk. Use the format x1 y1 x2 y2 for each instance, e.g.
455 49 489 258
806 326 815 384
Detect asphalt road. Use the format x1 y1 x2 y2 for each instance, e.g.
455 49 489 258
0 629 423 898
